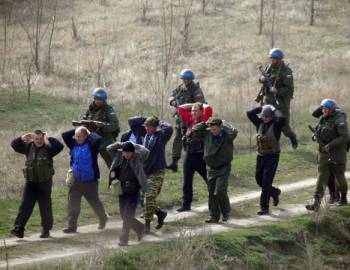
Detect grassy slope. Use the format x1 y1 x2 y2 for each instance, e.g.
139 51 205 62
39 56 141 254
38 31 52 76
21 207 350 270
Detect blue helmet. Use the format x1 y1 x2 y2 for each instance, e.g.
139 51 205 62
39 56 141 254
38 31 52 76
269 48 284 59
321 99 336 109
180 69 195 80
92 88 107 100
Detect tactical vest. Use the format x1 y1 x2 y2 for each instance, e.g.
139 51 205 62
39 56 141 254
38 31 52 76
23 144 54 182
256 123 280 155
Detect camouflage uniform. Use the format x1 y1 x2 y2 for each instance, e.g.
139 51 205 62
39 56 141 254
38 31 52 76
169 82 205 163
261 62 297 142
83 102 120 167
314 110 349 201
144 169 165 220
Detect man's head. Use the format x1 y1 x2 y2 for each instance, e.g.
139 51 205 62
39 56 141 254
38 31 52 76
144 116 159 135
321 99 336 116
122 142 135 160
261 105 274 124
74 126 90 144
207 117 223 136
191 102 203 121
180 69 195 87
92 88 107 107
33 130 46 148
269 48 284 65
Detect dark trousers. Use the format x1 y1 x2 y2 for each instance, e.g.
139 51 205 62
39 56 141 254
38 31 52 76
14 180 53 232
182 152 207 207
67 181 107 229
119 190 144 242
256 154 280 210
328 173 340 200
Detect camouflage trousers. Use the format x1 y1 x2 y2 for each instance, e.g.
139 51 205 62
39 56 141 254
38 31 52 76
144 170 165 221
281 112 296 139
315 162 348 198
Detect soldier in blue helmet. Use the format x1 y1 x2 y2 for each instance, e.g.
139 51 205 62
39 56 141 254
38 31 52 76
306 99 349 211
83 88 120 167
167 69 206 172
258 48 298 149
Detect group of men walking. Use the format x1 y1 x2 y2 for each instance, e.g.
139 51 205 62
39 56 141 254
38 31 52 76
10 48 349 246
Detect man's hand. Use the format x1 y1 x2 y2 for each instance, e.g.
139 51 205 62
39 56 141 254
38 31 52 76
95 121 106 128
21 133 34 142
270 86 278 94
322 144 330 153
259 75 266 83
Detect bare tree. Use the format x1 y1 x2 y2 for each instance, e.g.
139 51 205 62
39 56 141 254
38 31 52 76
258 0 264 35
1 0 13 76
71 0 79 41
270 0 276 48
310 0 315 26
179 0 194 55
18 59 38 101
45 0 58 75
201 0 209 14
18 0 54 73
140 0 150 22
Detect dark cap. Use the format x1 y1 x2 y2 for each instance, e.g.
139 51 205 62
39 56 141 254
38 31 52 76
144 116 159 127
122 142 135 152
206 117 222 126
34 129 46 135
261 105 274 118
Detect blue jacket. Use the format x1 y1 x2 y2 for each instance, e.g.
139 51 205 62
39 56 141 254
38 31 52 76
143 121 173 175
62 129 102 181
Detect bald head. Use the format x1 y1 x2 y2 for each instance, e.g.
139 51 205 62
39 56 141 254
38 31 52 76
75 126 90 144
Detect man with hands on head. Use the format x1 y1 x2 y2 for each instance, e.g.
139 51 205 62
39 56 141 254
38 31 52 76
10 130 63 238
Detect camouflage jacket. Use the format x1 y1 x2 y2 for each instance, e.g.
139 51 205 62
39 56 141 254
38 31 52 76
169 81 206 109
315 110 349 164
262 62 294 114
83 102 120 149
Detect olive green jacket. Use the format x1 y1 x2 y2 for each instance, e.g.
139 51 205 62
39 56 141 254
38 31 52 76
192 122 238 168
315 110 349 165
262 62 294 115
83 102 120 150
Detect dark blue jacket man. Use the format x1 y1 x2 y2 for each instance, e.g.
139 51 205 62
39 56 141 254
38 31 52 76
61 127 107 233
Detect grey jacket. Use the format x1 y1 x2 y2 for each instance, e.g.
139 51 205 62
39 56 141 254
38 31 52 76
107 142 149 192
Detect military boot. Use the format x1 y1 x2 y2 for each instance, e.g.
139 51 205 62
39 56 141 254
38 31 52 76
166 158 179 172
155 210 167 229
144 220 151 234
337 193 348 206
290 134 298 149
306 196 321 211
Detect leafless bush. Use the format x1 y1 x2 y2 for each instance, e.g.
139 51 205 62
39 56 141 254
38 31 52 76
18 59 38 101
303 232 332 270
179 0 194 55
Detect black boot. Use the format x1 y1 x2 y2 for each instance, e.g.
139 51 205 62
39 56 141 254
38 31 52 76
272 188 281 207
166 159 178 172
306 196 321 211
144 220 151 234
257 208 269 215
40 229 50 238
155 210 167 229
11 228 24 238
290 134 298 149
337 193 348 206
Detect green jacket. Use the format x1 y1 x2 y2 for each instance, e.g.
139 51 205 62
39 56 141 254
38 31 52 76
315 110 349 165
83 102 120 150
192 122 238 168
169 81 206 107
262 62 294 115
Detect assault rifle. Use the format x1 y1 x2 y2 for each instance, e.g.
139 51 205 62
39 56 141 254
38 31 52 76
308 124 335 164
72 120 106 132
255 65 280 106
